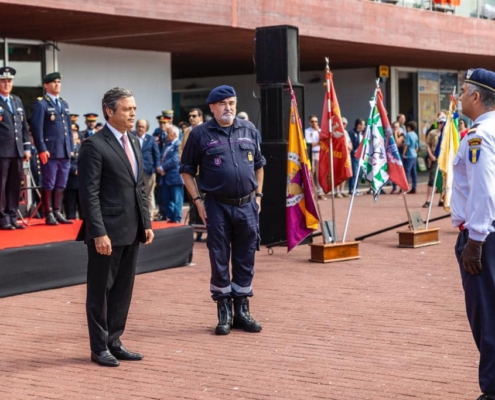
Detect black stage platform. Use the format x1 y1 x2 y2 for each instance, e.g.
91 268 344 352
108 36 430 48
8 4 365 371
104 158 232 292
0 225 194 298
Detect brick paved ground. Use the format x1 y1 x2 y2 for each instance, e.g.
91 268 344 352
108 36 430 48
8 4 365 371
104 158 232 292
0 182 481 399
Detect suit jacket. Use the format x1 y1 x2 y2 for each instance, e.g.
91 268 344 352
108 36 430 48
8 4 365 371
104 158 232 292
0 95 30 158
160 139 184 186
31 95 72 158
76 125 151 246
136 133 160 176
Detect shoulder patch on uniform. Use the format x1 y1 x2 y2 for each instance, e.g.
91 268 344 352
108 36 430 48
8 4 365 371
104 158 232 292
36 97 43 101
468 147 481 164
468 137 482 147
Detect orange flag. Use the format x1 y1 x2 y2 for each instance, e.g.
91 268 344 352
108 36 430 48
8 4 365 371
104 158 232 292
318 71 352 193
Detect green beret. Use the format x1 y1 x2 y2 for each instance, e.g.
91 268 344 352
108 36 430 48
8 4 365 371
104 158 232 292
43 72 62 84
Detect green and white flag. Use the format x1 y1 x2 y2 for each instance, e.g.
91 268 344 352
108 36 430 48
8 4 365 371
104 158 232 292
362 104 388 200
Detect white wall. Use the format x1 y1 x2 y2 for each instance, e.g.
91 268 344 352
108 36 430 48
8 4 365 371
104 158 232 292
57 43 171 131
173 67 379 133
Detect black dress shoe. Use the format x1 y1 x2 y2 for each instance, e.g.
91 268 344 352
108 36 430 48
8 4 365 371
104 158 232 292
91 350 120 367
0 223 15 230
45 212 59 226
11 222 25 229
54 211 73 224
109 345 143 361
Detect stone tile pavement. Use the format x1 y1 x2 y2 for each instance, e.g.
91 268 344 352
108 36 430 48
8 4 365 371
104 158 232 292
0 183 480 399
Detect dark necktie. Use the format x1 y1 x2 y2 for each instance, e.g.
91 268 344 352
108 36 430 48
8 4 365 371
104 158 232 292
55 98 61 112
6 97 13 113
121 134 137 180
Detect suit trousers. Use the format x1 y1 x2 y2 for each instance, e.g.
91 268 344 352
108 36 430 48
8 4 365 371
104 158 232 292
0 157 22 226
456 229 495 394
86 239 140 352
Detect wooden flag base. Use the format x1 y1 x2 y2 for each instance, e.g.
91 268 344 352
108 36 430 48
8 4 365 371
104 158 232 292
309 241 360 263
397 227 440 248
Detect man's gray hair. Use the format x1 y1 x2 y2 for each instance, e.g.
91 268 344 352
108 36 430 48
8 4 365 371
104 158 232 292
102 87 133 121
466 82 495 110
137 118 149 131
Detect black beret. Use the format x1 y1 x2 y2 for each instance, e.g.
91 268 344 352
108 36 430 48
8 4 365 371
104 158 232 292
206 85 236 104
464 68 495 93
43 72 62 84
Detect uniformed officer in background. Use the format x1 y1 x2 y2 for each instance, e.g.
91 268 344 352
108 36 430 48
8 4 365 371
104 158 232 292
63 123 82 220
31 72 73 225
180 85 265 336
452 68 495 400
82 113 99 139
0 66 31 230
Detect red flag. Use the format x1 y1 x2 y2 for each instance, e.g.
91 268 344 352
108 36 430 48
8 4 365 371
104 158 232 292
376 89 409 191
318 71 352 194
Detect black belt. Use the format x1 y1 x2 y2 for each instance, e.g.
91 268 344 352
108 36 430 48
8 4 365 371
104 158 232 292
211 191 254 206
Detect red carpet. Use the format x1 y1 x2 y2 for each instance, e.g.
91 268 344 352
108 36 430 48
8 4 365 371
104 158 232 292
0 220 180 250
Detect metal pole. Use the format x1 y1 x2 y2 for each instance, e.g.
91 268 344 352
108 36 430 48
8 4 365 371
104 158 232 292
325 57 337 241
425 162 440 229
342 80 380 242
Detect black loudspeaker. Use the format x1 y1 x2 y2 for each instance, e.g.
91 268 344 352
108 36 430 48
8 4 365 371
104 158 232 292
259 142 288 245
260 84 304 143
255 25 300 85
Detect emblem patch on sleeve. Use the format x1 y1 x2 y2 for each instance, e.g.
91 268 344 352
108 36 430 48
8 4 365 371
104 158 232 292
468 138 482 146
468 147 480 164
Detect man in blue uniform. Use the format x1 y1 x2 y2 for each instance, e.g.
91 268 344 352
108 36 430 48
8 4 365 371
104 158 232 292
180 85 266 335
82 113 99 139
452 68 495 400
31 72 73 225
0 66 31 230
158 125 184 223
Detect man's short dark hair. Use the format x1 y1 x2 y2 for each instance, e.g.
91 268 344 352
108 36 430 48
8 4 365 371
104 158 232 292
189 108 203 117
102 87 133 121
406 121 417 131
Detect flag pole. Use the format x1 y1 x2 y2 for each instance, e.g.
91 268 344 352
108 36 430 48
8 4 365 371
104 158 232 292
325 58 337 242
425 160 440 229
342 79 380 242
287 76 326 242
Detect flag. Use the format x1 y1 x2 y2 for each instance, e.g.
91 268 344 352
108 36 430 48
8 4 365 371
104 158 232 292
318 71 352 194
286 92 320 252
360 88 408 200
437 103 460 212
376 90 409 192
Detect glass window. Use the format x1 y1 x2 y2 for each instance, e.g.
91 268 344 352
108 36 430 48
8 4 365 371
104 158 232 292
7 43 42 87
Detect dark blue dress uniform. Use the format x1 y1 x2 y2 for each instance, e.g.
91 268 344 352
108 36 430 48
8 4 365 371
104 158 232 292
451 68 495 398
180 117 266 301
31 87 73 225
0 68 30 229
63 141 81 219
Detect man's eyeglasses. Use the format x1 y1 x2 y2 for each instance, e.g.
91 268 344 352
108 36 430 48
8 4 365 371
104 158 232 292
310 120 318 123
189 115 198 118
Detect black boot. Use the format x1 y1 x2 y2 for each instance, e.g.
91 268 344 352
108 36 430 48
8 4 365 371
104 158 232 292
233 297 262 333
53 190 73 224
215 298 232 335
42 190 58 226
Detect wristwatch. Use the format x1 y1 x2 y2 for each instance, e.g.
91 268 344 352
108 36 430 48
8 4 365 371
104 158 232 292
193 196 202 202
255 193 263 198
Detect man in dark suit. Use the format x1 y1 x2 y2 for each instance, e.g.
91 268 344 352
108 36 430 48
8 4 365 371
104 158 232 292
76 87 154 367
157 125 184 223
31 72 73 225
0 66 31 230
134 119 160 221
